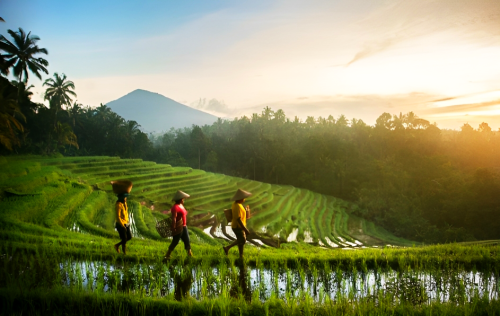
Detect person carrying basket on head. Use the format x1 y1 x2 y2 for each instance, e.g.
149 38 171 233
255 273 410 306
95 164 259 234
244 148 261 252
112 180 133 255
163 190 193 261
223 189 251 258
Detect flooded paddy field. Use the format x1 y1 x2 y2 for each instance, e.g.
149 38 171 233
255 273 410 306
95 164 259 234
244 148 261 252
2 252 499 304
2 246 500 315
1 157 500 315
55 260 499 304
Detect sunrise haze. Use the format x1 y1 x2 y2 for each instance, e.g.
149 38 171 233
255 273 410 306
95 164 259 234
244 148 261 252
1 0 500 129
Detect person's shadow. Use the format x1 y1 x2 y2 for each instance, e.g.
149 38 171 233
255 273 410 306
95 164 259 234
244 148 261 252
170 266 193 301
230 262 251 302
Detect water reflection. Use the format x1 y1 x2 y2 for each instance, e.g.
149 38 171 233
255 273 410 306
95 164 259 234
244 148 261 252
171 265 193 301
54 260 499 303
229 262 251 301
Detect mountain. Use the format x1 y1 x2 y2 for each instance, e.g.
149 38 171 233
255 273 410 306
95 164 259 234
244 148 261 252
106 89 219 132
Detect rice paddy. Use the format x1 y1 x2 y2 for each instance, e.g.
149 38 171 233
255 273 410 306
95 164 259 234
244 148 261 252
1 155 499 315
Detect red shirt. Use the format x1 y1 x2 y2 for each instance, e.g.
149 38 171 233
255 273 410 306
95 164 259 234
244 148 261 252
169 204 187 226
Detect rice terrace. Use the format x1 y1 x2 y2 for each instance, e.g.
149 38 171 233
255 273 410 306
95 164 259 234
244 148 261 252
1 156 499 315
2 0 500 315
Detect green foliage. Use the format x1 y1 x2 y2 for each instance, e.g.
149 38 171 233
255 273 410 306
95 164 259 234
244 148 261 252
2 147 500 315
1 287 498 316
76 191 115 237
129 201 162 240
0 27 49 83
4 65 499 244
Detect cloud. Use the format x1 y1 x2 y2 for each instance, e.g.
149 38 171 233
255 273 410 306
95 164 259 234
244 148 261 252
190 98 231 115
346 0 500 65
346 38 401 66
24 0 500 131
423 99 500 115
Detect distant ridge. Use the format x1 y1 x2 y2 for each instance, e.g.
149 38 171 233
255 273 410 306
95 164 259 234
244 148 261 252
106 89 218 132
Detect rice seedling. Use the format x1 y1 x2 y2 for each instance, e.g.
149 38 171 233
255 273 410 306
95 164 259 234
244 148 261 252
1 156 499 315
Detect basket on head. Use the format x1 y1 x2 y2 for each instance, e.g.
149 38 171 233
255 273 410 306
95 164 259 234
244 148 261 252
223 209 233 222
155 217 184 238
111 180 133 195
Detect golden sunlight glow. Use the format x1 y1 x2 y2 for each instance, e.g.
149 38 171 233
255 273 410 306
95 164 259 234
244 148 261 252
433 91 500 108
428 105 500 117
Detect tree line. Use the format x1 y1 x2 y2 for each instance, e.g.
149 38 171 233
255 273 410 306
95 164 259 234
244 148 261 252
2 27 499 244
150 109 500 243
0 28 151 158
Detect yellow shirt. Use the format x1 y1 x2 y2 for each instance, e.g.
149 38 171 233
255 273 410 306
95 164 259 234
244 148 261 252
231 201 246 228
116 201 129 227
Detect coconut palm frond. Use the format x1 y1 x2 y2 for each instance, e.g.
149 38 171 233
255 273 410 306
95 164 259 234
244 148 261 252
43 73 77 111
0 28 49 84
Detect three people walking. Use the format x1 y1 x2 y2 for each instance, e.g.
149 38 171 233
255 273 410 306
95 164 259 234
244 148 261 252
163 190 193 261
111 182 252 260
223 189 252 258
112 180 133 255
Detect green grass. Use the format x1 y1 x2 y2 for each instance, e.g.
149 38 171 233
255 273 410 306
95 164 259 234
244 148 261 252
4 155 493 315
1 155 416 249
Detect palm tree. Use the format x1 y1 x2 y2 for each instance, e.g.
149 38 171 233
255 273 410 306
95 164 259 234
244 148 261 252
67 102 83 128
405 111 417 129
10 80 36 110
124 120 141 149
0 82 25 150
53 121 78 149
392 112 405 130
413 117 430 129
305 116 316 127
336 114 349 127
0 53 15 76
375 112 392 130
11 81 34 98
43 73 77 112
94 104 112 122
351 118 366 128
273 109 286 124
0 28 49 84
261 106 274 120
405 111 429 129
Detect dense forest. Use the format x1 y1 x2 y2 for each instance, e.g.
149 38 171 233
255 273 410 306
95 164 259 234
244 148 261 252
149 111 500 244
2 27 499 244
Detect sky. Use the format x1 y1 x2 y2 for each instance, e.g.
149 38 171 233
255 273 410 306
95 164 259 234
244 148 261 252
1 0 500 129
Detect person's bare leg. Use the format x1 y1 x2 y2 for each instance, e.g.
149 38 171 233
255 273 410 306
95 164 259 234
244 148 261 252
237 244 244 258
164 249 173 260
223 241 239 255
114 242 121 253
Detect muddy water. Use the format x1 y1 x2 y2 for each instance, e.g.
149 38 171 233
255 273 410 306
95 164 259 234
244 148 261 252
58 261 499 303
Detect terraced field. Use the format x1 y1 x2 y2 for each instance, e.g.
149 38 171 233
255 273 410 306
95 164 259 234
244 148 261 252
2 155 500 316
0 155 414 249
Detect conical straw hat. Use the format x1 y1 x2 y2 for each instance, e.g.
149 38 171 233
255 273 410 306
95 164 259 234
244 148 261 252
172 190 190 201
111 180 133 194
230 189 252 201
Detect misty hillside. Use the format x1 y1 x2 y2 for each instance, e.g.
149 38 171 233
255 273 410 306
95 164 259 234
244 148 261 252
106 89 218 132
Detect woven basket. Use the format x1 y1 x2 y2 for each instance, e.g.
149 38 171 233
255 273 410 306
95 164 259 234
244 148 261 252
223 209 232 222
111 180 133 194
155 218 183 238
